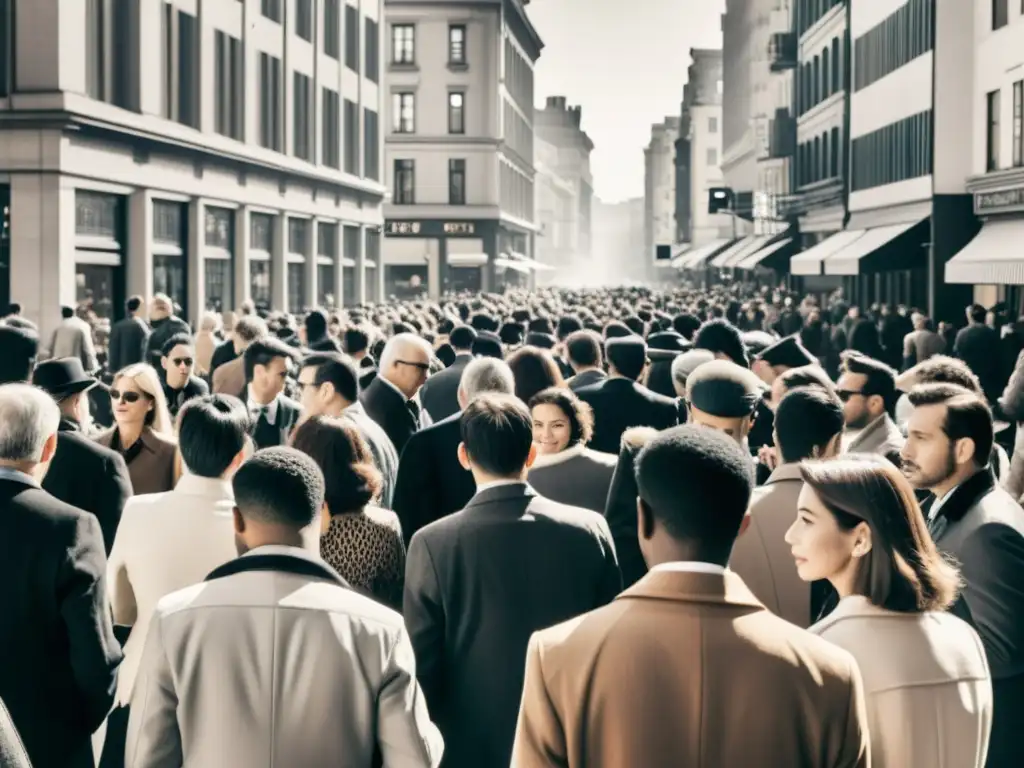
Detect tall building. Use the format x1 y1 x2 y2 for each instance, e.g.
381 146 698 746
721 0 759 222
0 0 388 334
534 135 577 285
534 95 594 278
644 116 680 272
757 0 796 237
380 0 543 299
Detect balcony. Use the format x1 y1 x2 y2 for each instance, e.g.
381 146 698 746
768 109 796 159
768 32 797 72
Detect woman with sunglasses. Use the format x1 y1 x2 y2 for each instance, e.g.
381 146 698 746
95 363 178 495
786 455 992 767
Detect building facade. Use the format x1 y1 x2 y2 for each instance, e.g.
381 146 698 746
721 0 760 226
381 0 542 299
0 0 388 336
644 116 680 272
533 133 577 284
594 196 645 285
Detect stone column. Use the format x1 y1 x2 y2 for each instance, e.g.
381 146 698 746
186 199 206 327
126 190 154 303
233 206 251 311
271 212 288 311
305 220 318 310
355 225 367 305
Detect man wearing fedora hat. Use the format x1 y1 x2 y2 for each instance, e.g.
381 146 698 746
33 358 132 553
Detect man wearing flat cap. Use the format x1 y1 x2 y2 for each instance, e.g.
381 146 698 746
748 336 818 454
32 358 132 552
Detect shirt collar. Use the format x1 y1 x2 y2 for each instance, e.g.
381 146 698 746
0 466 40 488
247 386 279 425
649 561 728 576
928 483 961 522
475 479 525 495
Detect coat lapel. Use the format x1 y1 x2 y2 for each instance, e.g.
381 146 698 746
928 469 996 542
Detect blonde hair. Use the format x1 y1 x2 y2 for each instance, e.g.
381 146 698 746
113 363 174 437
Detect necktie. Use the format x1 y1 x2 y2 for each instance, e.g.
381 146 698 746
406 399 421 424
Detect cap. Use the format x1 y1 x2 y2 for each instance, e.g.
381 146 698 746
686 359 763 418
672 349 715 381
647 330 691 353
758 335 817 369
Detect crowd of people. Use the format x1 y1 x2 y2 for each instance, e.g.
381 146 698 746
0 281 1022 767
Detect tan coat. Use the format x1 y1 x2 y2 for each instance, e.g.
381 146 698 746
811 596 992 768
729 463 810 627
511 568 870 767
212 356 245 398
95 427 178 496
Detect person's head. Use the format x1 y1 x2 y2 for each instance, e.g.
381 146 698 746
912 312 927 331
774 387 844 464
161 333 196 389
635 425 754 567
126 296 144 316
605 336 647 381
787 455 959 612
342 325 371 359
231 447 327 554
769 363 835 412
565 330 603 372
669 349 714 397
177 395 252 479
896 355 982 396
0 325 39 385
232 314 268 355
967 303 987 325
752 336 817 386
506 346 565 403
685 359 762 444
901 384 994 495
456 357 515 409
449 324 477 353
379 332 432 398
529 387 594 455
290 415 382 514
4 302 20 317
837 352 897 429
0 384 61 478
304 309 329 341
297 352 360 416
110 363 173 436
244 337 297 403
150 293 173 321
693 319 749 367
457 393 536 484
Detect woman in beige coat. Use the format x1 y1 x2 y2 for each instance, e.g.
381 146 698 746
786 454 992 768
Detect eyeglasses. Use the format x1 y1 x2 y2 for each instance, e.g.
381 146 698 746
397 360 430 372
172 357 194 367
109 389 144 404
836 389 866 402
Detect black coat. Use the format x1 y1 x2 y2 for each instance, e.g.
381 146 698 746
251 396 302 449
0 475 121 768
208 339 237 381
418 353 473 423
575 377 681 455
107 316 149 374
955 323 1003 403
603 431 653 590
392 412 474 545
163 375 210 419
42 419 132 553
360 376 418 456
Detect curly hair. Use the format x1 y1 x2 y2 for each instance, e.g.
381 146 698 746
528 387 594 447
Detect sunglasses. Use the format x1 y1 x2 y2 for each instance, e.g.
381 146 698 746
836 389 865 402
172 357 194 367
397 360 431 372
109 389 145 404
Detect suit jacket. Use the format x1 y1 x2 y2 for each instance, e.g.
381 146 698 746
566 368 606 392
48 318 99 373
361 376 419 456
955 324 1002 403
0 474 122 768
345 401 400 509
603 427 659 590
404 483 620 768
42 418 133 554
211 356 246 398
846 413 905 466
811 595 992 768
96 427 179 496
575 377 679 455
0 697 31 768
511 568 870 768
251 395 302 449
527 443 618 514
207 339 237 381
126 546 443 768
108 316 150 374
392 412 474 545
729 463 811 628
419 353 472 423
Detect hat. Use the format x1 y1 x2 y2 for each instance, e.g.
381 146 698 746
741 331 778 357
758 336 817 369
32 357 97 398
647 330 691 353
686 359 763 418
672 349 715 381
472 331 504 359
525 331 557 349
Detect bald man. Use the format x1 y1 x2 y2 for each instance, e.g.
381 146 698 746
359 332 433 454
144 293 190 368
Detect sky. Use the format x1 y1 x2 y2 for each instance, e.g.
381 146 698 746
527 0 725 204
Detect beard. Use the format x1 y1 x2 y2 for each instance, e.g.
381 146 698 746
902 445 957 490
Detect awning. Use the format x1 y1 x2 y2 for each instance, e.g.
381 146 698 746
678 238 733 269
946 218 1024 284
447 252 488 267
670 244 691 268
789 230 866 276
735 237 794 270
495 257 531 274
709 235 761 268
519 256 556 271
823 218 925 275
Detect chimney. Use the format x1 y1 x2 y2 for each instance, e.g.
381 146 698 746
545 96 567 111
570 106 582 126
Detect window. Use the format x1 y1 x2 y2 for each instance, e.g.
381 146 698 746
392 92 415 133
708 117 718 133
259 53 282 151
344 98 359 174
324 0 341 59
831 37 840 94
162 4 198 128
449 24 466 64
365 18 379 83
295 0 312 40
853 0 934 91
288 218 310 255
0 0 10 98
850 110 933 191
322 87 340 168
364 108 379 180
1014 80 1023 168
293 72 313 161
988 89 1001 172
204 208 233 313
993 0 1008 30
317 222 337 308
448 92 465 134
392 23 415 64
830 126 840 177
250 213 273 251
287 263 305 313
449 159 466 205
85 0 134 108
345 4 359 72
152 201 187 316
261 0 281 23
706 148 717 166
394 159 415 204
214 31 243 140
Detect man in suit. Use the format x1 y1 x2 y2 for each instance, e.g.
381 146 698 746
126 447 442 768
144 294 190 369
160 333 210 419
392 357 515 544
512 425 870 767
361 332 432 455
902 383 1024 767
418 324 477 422
576 336 680 454
244 337 301 449
404 394 620 768
297 352 400 508
0 384 122 768
954 303 1002 403
48 306 99 373
564 330 606 391
32 358 133 552
730 386 844 628
107 296 150 374
838 350 905 464
212 314 268 397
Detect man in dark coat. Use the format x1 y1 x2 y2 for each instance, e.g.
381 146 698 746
243 338 301 449
107 295 150 373
418 324 476 422
360 333 432 455
954 303 1003 404
144 294 190 368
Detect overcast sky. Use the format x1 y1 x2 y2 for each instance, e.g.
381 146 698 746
528 0 725 203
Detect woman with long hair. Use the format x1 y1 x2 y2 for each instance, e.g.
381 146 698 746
506 345 565 404
786 454 992 767
95 363 177 495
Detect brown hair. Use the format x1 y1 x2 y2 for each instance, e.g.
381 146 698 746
506 345 566 403
290 415 382 513
528 387 594 447
799 454 960 613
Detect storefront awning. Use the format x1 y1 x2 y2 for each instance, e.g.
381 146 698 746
670 244 691 267
823 218 926 275
709 235 761 268
789 230 866 276
678 238 733 269
734 237 794 271
495 257 531 274
447 252 488 267
945 219 1024 284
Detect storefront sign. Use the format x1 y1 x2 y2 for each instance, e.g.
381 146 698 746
975 187 1024 215
443 222 475 234
384 220 481 237
385 221 422 236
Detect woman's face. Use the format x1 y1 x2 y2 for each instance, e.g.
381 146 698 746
110 376 152 427
531 403 572 455
784 485 862 586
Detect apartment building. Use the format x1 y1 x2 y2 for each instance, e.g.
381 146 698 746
721 0 760 223
381 0 543 298
0 0 388 335
644 116 680 274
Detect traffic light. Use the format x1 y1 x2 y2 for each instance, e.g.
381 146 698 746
708 187 733 214
655 244 672 261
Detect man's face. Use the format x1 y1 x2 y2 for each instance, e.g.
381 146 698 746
901 403 958 490
836 371 874 430
388 347 430 398
162 343 194 388
297 365 327 416
255 356 289 401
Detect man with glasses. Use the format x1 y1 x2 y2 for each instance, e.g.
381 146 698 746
835 351 904 465
160 333 209 419
360 333 433 455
